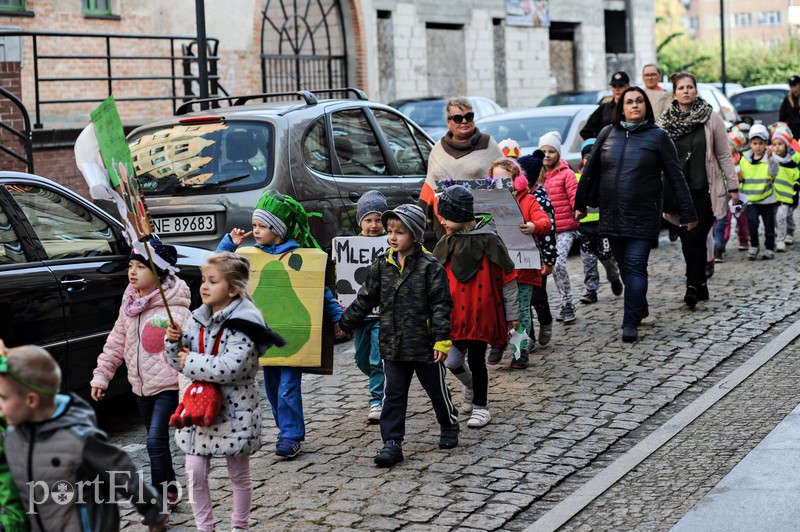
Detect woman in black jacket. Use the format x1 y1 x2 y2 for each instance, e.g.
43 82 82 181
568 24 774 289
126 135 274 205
575 87 697 342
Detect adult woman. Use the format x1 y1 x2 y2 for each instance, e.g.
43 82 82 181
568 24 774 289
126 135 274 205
657 72 738 308
575 87 697 342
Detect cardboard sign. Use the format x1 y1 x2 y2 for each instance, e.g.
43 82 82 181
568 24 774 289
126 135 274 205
238 247 330 368
472 189 541 269
331 236 386 309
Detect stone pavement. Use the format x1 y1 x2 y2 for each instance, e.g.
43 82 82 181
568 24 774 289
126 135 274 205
114 227 800 531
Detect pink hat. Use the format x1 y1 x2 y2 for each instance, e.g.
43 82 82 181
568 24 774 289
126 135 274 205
772 128 793 149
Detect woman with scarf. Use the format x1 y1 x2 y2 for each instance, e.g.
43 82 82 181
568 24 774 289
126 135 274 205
657 72 739 308
575 87 697 342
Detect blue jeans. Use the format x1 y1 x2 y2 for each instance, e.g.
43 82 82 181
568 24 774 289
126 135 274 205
608 237 652 328
353 319 384 406
135 390 179 495
264 366 305 442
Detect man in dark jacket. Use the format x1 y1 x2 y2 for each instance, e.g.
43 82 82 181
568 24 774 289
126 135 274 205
580 71 630 140
779 75 800 140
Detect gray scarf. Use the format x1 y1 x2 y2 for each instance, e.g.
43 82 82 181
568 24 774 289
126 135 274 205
658 97 713 140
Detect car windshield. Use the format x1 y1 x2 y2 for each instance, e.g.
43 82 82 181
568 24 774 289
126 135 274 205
539 93 601 106
478 116 572 148
396 100 445 129
128 121 274 195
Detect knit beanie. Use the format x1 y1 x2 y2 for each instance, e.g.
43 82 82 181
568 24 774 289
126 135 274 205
772 128 793 150
518 149 546 186
437 184 475 223
381 204 426 242
580 138 596 158
253 189 319 248
727 130 747 152
538 131 562 155
129 236 178 279
498 138 521 159
356 190 388 226
748 124 769 142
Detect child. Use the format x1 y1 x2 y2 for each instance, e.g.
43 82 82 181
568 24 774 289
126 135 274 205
165 252 284 532
353 190 388 422
713 130 749 260
575 140 623 304
770 127 800 251
90 237 191 510
539 131 580 322
433 185 520 427
489 157 551 369
217 189 342 459
740 124 779 260
337 205 458 466
518 153 558 347
0 344 167 531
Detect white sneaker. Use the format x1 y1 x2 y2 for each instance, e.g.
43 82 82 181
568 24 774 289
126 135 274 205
785 234 794 245
467 408 491 428
461 386 474 415
367 404 382 423
748 247 759 260
763 249 775 260
777 241 786 252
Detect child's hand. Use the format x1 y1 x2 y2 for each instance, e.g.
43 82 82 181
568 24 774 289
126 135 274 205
90 387 105 402
519 221 536 235
229 228 253 246
333 323 347 341
177 347 190 369
433 349 447 364
509 320 520 331
166 321 182 342
541 263 553 276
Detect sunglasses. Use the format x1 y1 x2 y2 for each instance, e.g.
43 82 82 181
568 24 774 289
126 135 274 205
447 112 475 124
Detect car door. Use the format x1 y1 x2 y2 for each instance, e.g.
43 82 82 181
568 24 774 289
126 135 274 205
4 182 131 393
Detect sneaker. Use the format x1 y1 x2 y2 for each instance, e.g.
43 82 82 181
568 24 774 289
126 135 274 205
467 408 492 428
579 291 597 304
763 249 775 260
275 438 301 458
748 247 759 260
610 279 624 296
538 323 552 345
562 306 576 323
510 355 528 370
738 243 749 251
776 241 786 252
487 346 503 365
167 491 180 512
374 440 404 467
439 426 459 449
621 325 638 342
786 234 794 245
461 386 474 415
555 309 565 322
367 404 382 423
713 248 725 262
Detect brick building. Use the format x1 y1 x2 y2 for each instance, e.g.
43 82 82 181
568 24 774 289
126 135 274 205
0 0 655 197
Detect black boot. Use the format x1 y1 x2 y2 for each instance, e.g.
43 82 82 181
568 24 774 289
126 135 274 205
697 283 709 301
684 286 698 308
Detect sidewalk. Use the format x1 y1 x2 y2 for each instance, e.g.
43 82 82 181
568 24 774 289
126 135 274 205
671 403 800 532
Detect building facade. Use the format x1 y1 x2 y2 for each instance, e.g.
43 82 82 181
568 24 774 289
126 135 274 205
684 0 791 45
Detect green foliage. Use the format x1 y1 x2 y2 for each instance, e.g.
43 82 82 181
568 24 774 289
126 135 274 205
657 36 800 86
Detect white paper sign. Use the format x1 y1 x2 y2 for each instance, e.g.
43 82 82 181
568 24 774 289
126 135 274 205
472 189 541 269
331 236 387 309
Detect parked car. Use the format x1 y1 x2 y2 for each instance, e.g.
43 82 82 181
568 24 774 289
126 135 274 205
709 82 744 97
729 85 789 126
0 172 207 397
476 104 597 171
537 90 612 107
126 88 434 251
659 82 742 129
388 96 504 139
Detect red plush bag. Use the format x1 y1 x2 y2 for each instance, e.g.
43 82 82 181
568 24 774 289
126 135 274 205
169 326 224 429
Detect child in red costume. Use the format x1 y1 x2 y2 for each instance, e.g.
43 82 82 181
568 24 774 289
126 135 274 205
433 185 520 428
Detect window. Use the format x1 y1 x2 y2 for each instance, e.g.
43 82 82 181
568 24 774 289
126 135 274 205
0 0 25 11
372 109 427 175
83 0 111 16
761 11 781 26
732 13 752 28
0 203 25 264
302 118 332 174
330 109 387 176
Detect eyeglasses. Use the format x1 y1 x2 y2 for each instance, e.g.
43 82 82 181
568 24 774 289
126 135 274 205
447 112 474 124
624 98 645 106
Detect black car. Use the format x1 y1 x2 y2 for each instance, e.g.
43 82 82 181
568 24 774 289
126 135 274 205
0 172 206 397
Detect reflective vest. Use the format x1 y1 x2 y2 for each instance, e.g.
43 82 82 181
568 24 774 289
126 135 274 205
774 161 799 204
739 157 774 203
575 171 600 223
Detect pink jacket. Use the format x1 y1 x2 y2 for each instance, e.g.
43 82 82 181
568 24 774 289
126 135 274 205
91 276 192 396
544 158 580 232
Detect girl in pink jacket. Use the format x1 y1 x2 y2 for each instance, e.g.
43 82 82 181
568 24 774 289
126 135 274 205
539 131 580 323
90 238 192 511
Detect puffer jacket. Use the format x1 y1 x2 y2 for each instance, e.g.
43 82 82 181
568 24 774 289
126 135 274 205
6 393 166 532
339 243 453 363
166 297 283 456
575 123 697 240
91 275 192 396
543 158 580 233
532 184 557 266
515 187 552 286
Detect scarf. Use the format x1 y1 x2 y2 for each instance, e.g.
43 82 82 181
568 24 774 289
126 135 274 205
441 127 491 160
123 276 174 317
620 120 649 132
658 97 713 140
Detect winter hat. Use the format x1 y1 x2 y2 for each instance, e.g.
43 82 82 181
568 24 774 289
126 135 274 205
748 124 769 142
727 130 747 152
437 184 475 223
498 138 521 159
580 138 596 158
518 149 546 186
356 190 388 226
253 189 319 248
381 204 426 242
772 128 793 149
538 131 562 156
129 236 178 279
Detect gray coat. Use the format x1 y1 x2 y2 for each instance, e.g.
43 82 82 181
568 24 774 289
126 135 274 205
166 297 281 456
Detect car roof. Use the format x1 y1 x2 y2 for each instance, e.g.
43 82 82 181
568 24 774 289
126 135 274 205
476 104 596 122
733 84 789 94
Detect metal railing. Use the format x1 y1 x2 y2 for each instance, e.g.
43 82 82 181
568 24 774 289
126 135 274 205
0 30 226 128
0 86 33 173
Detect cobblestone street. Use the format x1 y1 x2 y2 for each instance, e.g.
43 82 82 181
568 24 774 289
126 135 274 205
110 227 800 531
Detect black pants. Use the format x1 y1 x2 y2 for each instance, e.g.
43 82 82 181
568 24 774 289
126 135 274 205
380 359 459 444
677 189 714 288
747 203 777 251
453 340 489 407
531 275 553 325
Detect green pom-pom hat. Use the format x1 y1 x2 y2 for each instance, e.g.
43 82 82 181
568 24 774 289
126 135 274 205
252 189 320 248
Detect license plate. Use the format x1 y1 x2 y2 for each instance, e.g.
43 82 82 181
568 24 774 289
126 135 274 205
152 214 216 235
